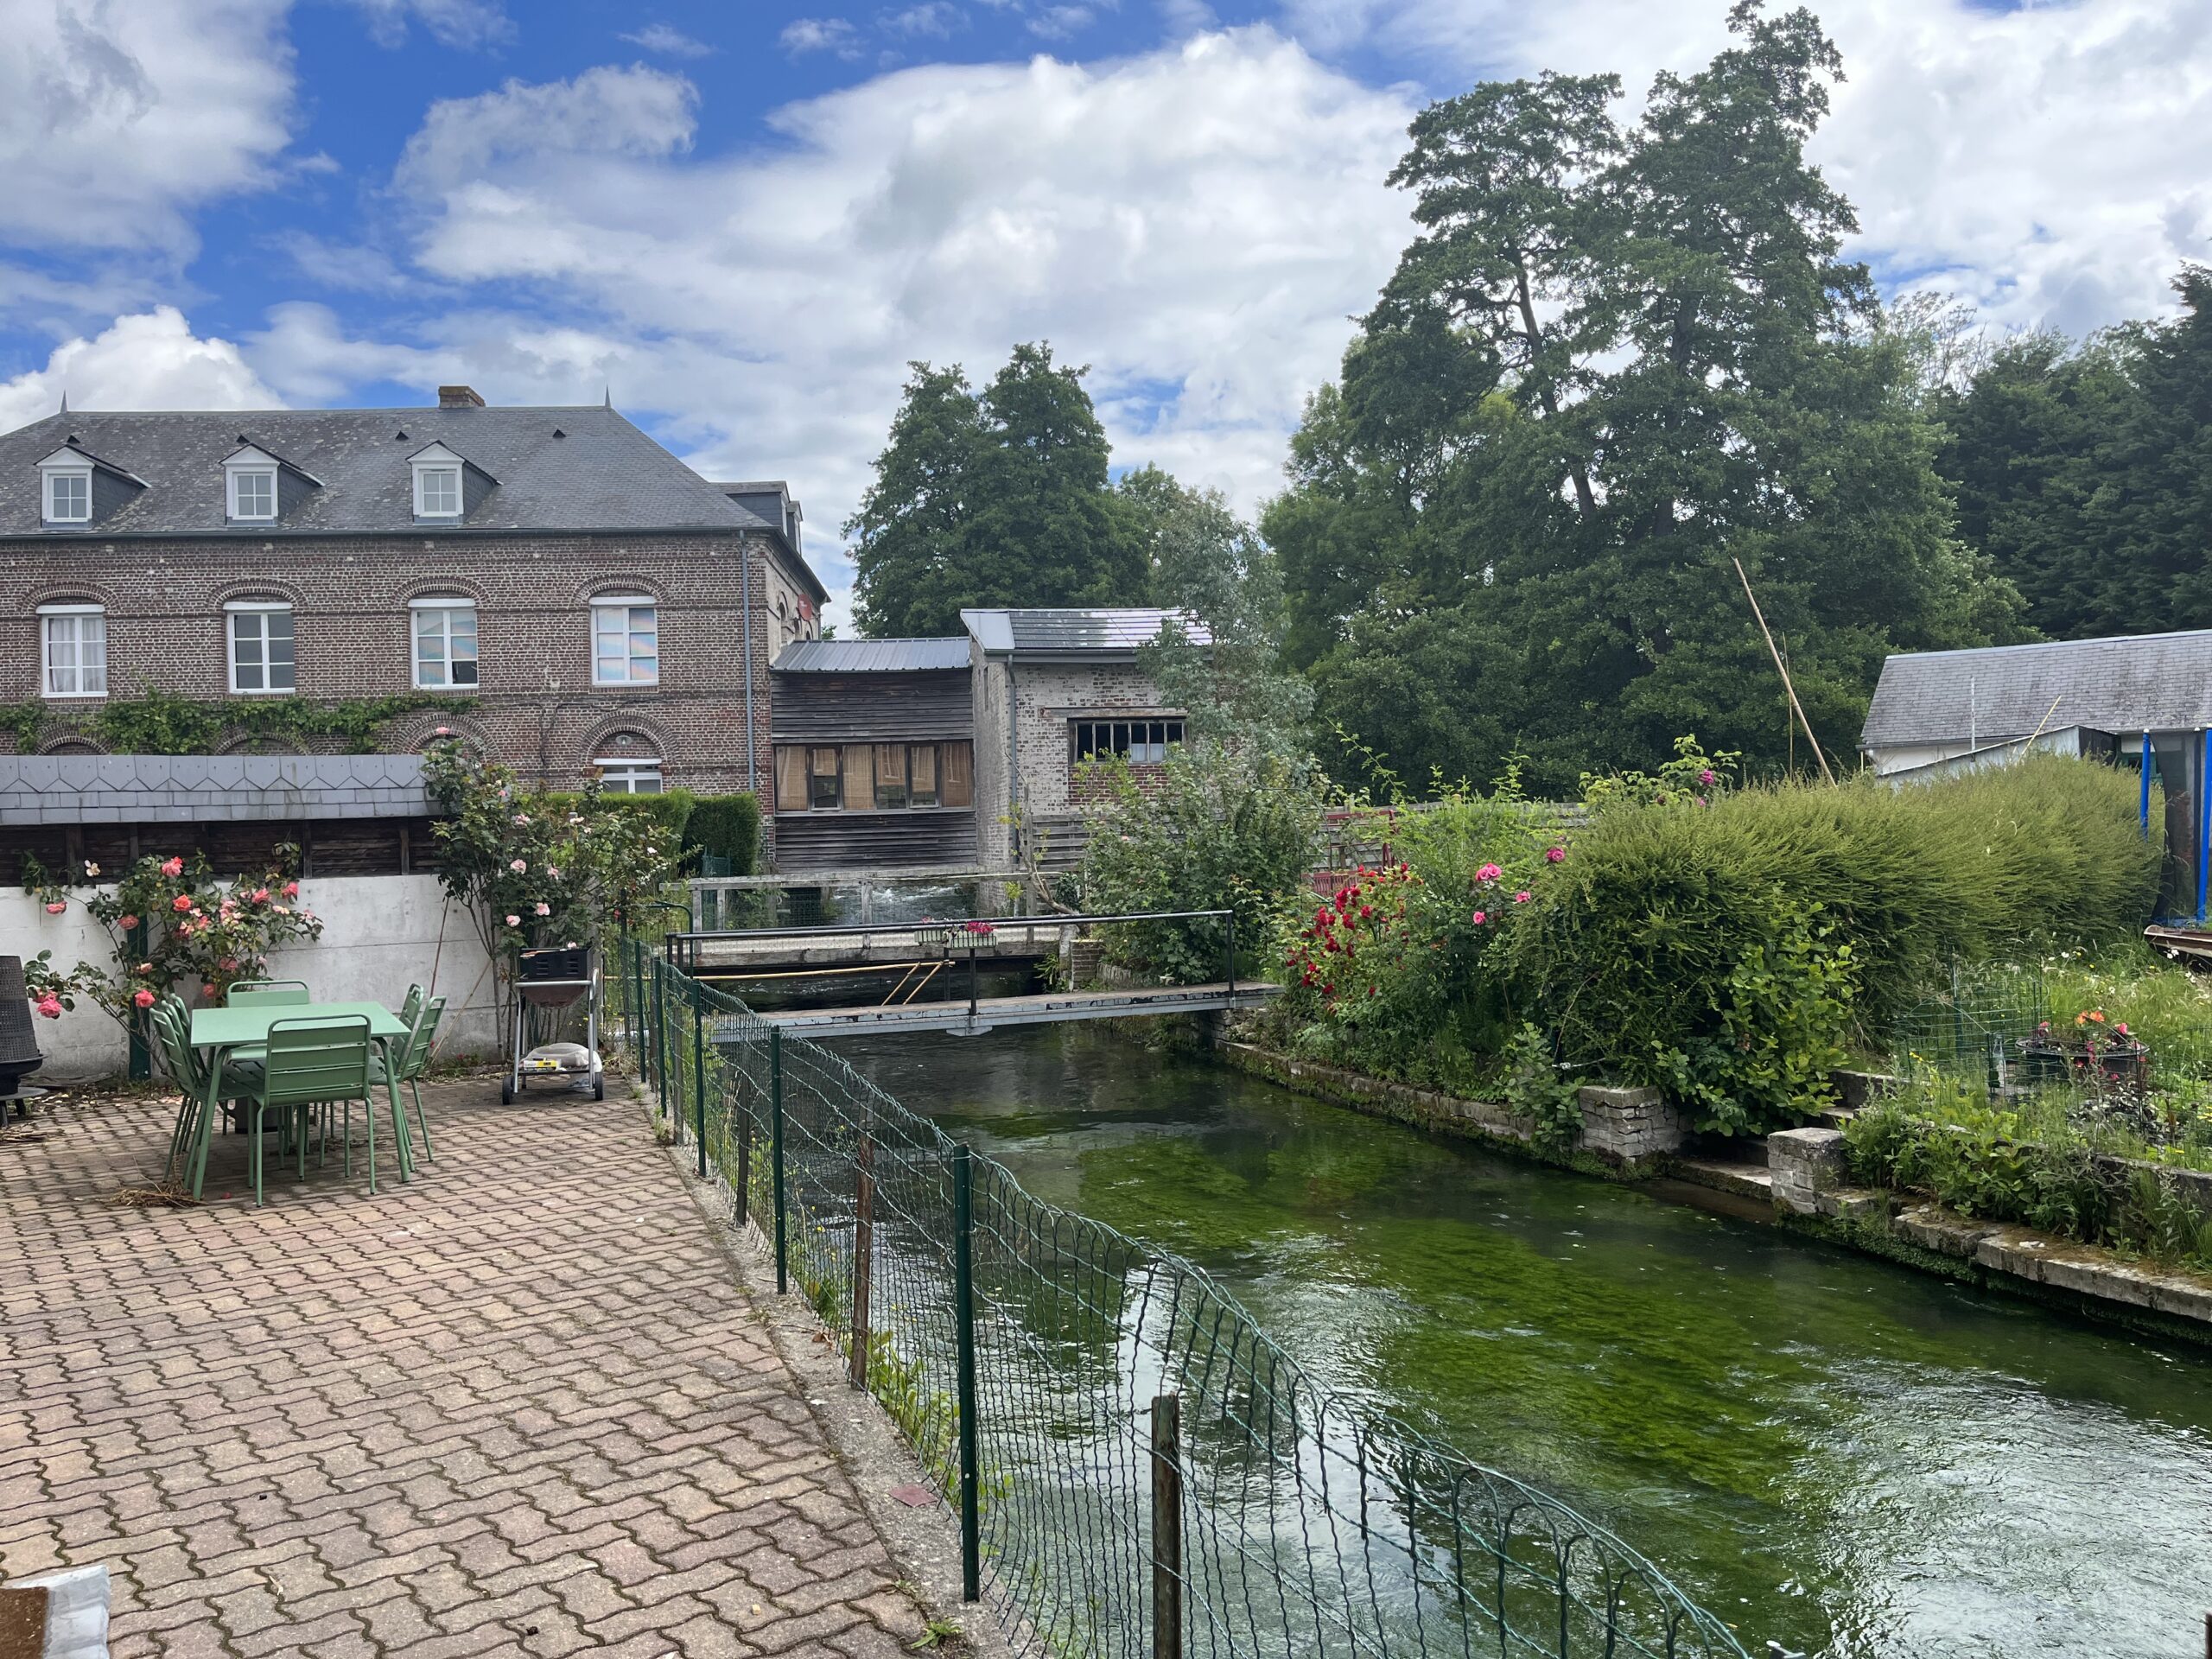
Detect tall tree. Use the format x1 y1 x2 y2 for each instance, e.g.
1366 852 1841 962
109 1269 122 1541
844 344 1145 637
1265 1 2023 795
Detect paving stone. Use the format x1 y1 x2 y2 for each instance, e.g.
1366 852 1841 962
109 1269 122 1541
0 1077 925 1656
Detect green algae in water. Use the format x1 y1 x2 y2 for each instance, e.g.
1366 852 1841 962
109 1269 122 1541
843 1023 2212 1658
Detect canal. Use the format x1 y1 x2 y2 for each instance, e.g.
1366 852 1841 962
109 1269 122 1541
829 1020 2212 1659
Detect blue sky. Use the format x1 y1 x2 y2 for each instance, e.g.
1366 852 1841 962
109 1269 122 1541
5 0 2209 623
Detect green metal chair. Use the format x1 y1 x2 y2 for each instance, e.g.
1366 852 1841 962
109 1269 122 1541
375 995 444 1164
228 981 311 1006
397 984 426 1027
240 1017 374 1206
149 1003 264 1193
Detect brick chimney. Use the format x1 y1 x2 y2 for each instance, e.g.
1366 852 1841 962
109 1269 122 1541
437 385 485 409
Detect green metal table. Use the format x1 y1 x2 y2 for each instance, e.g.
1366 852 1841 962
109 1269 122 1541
185 1002 415 1199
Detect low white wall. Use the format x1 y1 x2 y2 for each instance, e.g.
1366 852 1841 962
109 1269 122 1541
0 874 498 1084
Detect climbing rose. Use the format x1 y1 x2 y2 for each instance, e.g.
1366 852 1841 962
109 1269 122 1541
34 995 61 1020
1475 863 1503 883
83 861 99 878
546 866 561 880
433 726 453 737
136 963 154 976
43 900 64 914
251 888 269 904
1545 847 1565 863
510 859 527 874
1471 911 1488 925
218 957 238 973
201 982 218 998
172 895 194 912
1514 891 1532 904
505 913 520 927
1698 769 1716 786
282 880 300 899
534 902 551 916
160 857 184 877
132 988 156 1010
118 913 138 929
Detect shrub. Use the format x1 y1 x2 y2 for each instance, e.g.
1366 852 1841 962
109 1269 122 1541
684 793 762 874
1514 755 2159 1135
1080 741 1324 984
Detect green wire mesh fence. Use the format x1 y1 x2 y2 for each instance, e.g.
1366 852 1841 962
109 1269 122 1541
616 935 1754 1659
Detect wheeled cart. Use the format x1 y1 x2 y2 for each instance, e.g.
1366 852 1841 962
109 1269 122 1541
503 945 606 1103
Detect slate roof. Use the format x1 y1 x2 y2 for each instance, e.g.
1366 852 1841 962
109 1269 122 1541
772 639 971 673
0 405 774 537
960 607 1211 658
1861 629 2212 749
0 754 432 826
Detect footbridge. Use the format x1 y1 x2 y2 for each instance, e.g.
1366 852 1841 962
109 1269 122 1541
663 909 1281 1039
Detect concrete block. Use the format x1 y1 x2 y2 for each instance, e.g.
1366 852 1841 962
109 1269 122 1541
1766 1126 1848 1215
1894 1203 1998 1259
1576 1084 1685 1162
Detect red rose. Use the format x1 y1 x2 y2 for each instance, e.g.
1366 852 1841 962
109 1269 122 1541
172 895 194 912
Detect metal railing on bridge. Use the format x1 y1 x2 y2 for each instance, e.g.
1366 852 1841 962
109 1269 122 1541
614 936 1756 1659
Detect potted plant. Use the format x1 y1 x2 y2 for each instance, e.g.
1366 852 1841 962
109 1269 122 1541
2018 1009 2150 1097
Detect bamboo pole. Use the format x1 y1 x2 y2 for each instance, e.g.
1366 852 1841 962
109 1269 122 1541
1733 558 1836 785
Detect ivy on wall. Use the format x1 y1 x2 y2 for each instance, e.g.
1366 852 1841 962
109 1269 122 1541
0 685 472 758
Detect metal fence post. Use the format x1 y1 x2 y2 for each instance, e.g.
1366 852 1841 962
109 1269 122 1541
850 1133 874 1391
652 956 669 1109
1225 911 1236 1001
968 938 980 1022
1151 1393 1183 1659
953 1142 982 1602
690 975 708 1178
734 1058 751 1227
769 1026 788 1295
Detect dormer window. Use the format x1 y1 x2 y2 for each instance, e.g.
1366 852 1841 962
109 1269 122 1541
44 467 90 524
220 442 316 526
409 440 486 522
416 466 461 518
230 467 276 521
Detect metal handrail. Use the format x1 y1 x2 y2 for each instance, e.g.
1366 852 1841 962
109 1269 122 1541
666 906 1230 949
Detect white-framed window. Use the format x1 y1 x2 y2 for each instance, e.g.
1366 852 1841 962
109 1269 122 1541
595 757 664 795
410 597 479 690
228 467 276 522
590 597 658 686
226 601 296 695
43 469 91 524
415 465 461 518
38 604 106 699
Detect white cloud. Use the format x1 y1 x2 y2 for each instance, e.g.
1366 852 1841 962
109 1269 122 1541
882 3 963 37
1028 5 1095 40
378 28 1414 569
1277 0 2212 337
342 0 514 49
0 0 296 253
0 307 278 432
780 16 861 57
620 22 714 58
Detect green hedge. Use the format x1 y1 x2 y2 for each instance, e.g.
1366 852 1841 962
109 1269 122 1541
540 789 696 843
684 794 762 875
1513 756 2162 1133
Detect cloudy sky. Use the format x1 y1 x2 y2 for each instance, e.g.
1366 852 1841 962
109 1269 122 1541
3 0 2208 625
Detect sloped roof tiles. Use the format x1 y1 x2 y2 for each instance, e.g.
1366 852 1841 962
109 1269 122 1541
1861 629 2212 749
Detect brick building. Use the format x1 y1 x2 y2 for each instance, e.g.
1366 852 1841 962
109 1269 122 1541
0 389 825 823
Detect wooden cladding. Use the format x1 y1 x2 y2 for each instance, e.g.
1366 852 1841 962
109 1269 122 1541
775 741 973 813
769 668 974 743
0 817 435 885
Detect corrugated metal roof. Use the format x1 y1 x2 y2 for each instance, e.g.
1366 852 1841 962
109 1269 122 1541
959 607 1210 656
0 405 782 537
1861 629 2212 749
773 638 971 672
0 754 432 826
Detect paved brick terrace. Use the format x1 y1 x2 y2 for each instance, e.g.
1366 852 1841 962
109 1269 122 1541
0 1077 933 1657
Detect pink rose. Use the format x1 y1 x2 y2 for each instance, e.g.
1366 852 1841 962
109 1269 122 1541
43 900 65 914
1698 769 1715 785
218 957 238 973
160 856 184 877
34 995 61 1020
201 982 217 998
282 881 299 899
534 902 550 916
1476 863 1502 883
118 913 139 929
1513 891 1532 904
434 726 452 737
136 963 154 976
1544 847 1565 863
1471 910 1488 925
133 988 156 1009
251 889 268 904
509 859 527 874
505 913 520 927
545 867 561 880
172 894 194 912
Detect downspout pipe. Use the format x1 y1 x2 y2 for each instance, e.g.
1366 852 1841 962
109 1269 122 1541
2197 728 2209 924
1004 657 1020 867
2141 730 2152 839
741 536 757 801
